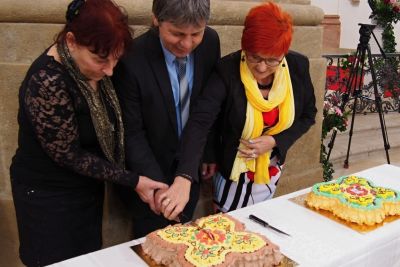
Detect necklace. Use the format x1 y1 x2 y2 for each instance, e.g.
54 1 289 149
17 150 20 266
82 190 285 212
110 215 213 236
257 82 273 90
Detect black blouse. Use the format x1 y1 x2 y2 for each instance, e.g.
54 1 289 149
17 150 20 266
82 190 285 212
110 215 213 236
10 49 138 189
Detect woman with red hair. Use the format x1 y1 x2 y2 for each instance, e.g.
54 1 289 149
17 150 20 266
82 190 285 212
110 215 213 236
173 2 317 213
10 0 167 265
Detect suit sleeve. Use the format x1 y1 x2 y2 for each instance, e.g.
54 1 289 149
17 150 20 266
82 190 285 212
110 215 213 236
273 56 317 163
176 71 227 182
200 29 222 164
113 61 165 183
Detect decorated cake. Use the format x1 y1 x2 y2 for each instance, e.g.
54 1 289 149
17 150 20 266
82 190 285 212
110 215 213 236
306 175 400 225
141 214 283 267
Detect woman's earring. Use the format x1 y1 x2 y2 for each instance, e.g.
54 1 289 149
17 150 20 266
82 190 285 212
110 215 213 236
282 63 286 67
241 55 245 62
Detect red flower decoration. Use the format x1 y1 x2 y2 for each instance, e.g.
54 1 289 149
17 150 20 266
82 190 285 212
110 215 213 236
195 229 226 246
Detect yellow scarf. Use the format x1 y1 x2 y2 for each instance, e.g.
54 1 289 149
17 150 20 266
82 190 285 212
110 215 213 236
229 51 295 184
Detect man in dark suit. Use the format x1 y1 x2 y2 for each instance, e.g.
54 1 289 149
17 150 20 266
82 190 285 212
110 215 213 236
112 0 220 237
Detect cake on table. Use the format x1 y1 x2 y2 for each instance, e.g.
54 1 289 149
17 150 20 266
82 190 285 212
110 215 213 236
141 214 283 267
306 175 400 225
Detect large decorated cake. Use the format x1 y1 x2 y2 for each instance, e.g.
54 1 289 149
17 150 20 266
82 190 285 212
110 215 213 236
306 175 400 225
142 214 283 267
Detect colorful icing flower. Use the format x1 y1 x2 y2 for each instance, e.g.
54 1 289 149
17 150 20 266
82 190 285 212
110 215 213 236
343 175 360 185
319 183 341 194
195 229 226 246
345 184 369 196
164 227 191 239
357 195 374 206
235 234 255 245
374 187 396 198
194 245 220 260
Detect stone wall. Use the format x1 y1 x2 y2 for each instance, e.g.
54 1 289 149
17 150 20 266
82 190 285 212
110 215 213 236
0 0 324 266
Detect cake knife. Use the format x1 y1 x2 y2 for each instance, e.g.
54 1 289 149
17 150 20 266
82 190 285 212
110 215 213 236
249 214 291 236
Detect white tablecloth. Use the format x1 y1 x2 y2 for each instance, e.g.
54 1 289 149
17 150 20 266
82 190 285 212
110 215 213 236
50 164 400 267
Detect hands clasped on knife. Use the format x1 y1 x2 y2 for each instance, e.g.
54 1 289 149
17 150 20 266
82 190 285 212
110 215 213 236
153 176 191 221
150 163 217 222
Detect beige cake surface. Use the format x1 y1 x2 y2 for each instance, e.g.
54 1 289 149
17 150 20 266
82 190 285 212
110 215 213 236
142 214 283 267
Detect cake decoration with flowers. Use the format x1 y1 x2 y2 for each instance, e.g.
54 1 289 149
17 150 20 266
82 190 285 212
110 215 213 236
306 175 400 225
142 214 283 267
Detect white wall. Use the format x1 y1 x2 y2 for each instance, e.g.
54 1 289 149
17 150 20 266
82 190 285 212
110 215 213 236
311 0 339 15
311 0 400 52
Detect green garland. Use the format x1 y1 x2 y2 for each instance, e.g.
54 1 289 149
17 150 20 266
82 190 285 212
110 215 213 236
368 0 400 53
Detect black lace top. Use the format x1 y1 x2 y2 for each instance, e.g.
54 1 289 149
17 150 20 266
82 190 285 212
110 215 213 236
10 49 139 189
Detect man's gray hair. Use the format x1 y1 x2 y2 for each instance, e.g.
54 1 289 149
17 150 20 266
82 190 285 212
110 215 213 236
152 0 210 26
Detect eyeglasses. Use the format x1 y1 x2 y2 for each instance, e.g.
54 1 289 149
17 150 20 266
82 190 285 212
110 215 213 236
245 52 283 67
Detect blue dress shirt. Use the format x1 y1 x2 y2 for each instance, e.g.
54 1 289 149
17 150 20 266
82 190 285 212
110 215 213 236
160 41 194 136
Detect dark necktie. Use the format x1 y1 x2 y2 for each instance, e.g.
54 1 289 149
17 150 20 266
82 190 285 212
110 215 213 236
175 57 190 135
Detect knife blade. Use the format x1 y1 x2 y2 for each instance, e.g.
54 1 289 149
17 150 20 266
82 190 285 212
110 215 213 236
249 214 291 236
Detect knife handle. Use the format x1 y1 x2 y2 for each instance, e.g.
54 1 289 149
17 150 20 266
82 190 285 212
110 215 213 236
249 214 269 227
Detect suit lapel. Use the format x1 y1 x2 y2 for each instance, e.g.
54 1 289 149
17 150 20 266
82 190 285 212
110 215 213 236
146 29 179 136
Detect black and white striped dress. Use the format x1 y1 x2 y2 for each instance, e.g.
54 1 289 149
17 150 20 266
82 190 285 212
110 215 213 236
213 149 283 212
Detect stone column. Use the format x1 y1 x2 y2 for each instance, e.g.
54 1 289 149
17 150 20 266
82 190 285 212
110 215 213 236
322 15 341 52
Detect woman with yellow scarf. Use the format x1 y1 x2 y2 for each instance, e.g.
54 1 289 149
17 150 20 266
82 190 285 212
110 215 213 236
169 2 316 216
